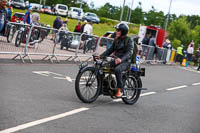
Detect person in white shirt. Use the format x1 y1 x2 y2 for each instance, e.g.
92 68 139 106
187 41 194 62
83 21 93 35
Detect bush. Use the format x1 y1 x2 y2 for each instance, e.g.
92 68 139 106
172 38 181 49
99 17 118 26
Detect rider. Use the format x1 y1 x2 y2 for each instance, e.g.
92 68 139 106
100 23 134 97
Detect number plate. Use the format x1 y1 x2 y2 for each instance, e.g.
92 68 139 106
80 62 88 69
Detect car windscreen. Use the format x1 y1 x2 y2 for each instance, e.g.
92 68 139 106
43 6 51 9
87 13 96 17
73 9 82 13
14 14 24 18
58 5 67 10
14 0 24 3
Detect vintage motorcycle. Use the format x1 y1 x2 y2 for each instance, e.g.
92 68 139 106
75 55 146 105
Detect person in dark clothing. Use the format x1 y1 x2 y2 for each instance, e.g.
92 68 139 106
195 48 200 71
142 34 150 45
0 0 8 34
100 23 133 97
51 16 63 40
80 20 87 33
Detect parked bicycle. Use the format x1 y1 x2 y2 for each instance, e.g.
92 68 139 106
75 55 146 105
0 23 16 43
15 23 49 47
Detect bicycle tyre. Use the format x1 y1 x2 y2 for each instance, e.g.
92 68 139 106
75 67 101 103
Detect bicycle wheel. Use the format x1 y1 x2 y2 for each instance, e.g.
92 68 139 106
7 25 15 43
15 30 22 47
122 76 141 105
75 67 100 103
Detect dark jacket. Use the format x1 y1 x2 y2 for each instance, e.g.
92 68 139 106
53 18 63 29
101 36 133 63
0 8 8 34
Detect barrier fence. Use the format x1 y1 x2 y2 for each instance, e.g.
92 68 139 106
0 22 177 64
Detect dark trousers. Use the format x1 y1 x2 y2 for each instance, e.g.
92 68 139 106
176 54 183 64
114 62 130 89
198 64 200 71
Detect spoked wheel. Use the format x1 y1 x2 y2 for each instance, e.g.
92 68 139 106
15 30 22 47
7 26 15 43
75 67 100 103
122 76 141 105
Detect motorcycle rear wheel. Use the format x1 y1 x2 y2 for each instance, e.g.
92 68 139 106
122 76 141 105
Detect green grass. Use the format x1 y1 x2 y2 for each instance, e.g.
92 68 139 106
12 8 139 36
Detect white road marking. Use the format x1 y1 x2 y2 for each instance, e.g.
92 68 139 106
0 108 89 133
178 67 200 73
32 71 49 76
140 92 157 96
113 92 156 102
192 82 200 86
32 71 63 77
166 85 187 91
53 76 73 82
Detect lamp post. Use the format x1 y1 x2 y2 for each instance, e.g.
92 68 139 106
128 0 134 22
164 0 173 30
120 0 126 22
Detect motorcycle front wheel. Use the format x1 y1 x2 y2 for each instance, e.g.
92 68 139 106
75 67 101 103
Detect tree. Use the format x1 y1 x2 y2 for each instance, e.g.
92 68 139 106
168 17 191 47
144 6 165 27
130 2 144 24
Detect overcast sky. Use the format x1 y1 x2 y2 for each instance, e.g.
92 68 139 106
86 0 200 16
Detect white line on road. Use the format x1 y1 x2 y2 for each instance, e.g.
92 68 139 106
53 76 73 82
140 92 157 96
0 108 89 133
113 91 157 102
166 85 187 91
192 82 200 86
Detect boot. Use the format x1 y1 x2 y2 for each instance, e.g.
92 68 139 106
115 88 123 98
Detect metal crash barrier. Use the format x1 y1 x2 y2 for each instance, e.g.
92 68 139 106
0 22 177 64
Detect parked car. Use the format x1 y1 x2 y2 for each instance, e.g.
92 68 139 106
82 12 100 24
55 4 68 17
30 3 40 11
11 0 26 9
41 5 52 14
11 12 24 22
68 7 84 19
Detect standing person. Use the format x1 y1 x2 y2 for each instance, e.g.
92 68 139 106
176 45 184 64
187 41 194 62
99 23 133 97
142 34 150 45
51 16 63 40
83 21 93 35
0 0 8 34
74 21 81 32
7 5 12 21
31 12 40 25
196 48 200 71
80 20 87 33
148 35 157 60
24 6 32 24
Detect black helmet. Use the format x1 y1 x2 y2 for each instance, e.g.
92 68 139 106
115 23 129 36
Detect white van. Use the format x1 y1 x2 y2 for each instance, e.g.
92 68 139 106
68 7 84 19
55 4 68 17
